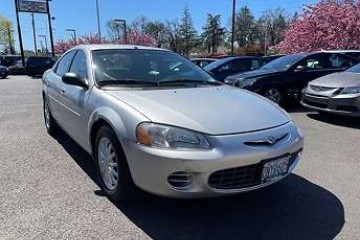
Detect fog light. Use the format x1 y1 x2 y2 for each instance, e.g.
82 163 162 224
167 171 194 189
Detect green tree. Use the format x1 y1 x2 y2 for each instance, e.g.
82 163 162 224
145 20 168 48
201 14 226 53
258 8 289 46
234 6 257 48
164 19 181 52
179 4 197 56
0 16 15 54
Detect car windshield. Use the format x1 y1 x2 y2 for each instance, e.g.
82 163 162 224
345 63 360 73
261 54 304 71
92 49 214 86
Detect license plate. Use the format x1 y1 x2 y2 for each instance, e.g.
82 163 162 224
261 156 290 183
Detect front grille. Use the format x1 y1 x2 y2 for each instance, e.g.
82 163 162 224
336 105 358 112
208 152 300 190
310 85 337 92
303 95 329 108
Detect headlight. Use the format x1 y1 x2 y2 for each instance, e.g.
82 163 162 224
341 86 360 94
136 122 211 150
239 78 259 88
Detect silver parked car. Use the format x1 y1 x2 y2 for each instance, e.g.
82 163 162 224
42 45 304 201
302 63 360 117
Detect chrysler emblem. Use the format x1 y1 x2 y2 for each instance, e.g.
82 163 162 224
267 136 277 144
244 133 289 147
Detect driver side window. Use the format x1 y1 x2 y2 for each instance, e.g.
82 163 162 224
296 56 324 71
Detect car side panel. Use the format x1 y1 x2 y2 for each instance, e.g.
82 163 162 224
44 71 66 122
85 87 151 154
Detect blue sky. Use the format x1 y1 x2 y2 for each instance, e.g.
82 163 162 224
1 0 317 51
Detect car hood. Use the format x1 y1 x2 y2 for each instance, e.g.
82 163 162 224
227 69 279 80
106 86 290 135
310 72 360 87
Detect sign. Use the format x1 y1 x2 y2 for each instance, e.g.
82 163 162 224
17 0 48 14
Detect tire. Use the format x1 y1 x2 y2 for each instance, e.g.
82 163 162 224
94 125 136 202
263 87 282 104
43 97 59 136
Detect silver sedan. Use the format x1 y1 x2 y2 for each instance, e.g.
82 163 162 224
302 63 360 117
42 45 304 201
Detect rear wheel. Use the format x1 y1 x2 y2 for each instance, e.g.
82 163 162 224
0 73 6 79
43 97 59 136
263 87 282 104
94 125 136 202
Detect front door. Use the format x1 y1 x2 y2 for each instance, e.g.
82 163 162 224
59 50 90 148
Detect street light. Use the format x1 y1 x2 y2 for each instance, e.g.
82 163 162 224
38 34 48 54
231 0 236 55
65 28 77 44
95 0 101 38
114 19 127 44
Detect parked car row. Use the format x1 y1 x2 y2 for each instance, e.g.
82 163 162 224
192 50 360 117
0 55 58 78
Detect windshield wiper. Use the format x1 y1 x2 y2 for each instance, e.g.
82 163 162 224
98 79 158 86
157 79 222 86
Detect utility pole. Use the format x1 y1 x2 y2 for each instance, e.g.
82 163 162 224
31 13 37 55
96 0 101 38
14 0 25 66
231 0 236 55
46 0 55 56
264 21 268 56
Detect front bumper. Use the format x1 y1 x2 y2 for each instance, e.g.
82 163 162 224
122 122 304 198
301 93 360 117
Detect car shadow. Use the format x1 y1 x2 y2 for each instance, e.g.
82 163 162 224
283 103 315 113
54 131 345 240
307 113 360 129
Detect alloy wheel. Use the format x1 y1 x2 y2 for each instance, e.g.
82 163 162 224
97 137 119 191
264 88 281 104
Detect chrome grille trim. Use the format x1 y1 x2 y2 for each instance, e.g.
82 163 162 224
310 85 337 92
208 151 300 190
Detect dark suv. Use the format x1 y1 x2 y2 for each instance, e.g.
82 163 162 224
26 56 58 77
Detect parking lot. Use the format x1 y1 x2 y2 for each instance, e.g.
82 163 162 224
0 75 359 240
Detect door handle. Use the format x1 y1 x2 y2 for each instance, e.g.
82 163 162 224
61 89 65 94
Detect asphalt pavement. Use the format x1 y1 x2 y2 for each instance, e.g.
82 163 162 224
0 75 359 240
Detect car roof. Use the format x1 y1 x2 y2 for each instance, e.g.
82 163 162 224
318 49 360 53
75 44 170 52
190 58 216 61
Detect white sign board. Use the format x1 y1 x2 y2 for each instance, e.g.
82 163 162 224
18 0 48 14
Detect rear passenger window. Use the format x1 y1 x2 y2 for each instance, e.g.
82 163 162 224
55 51 76 77
328 54 353 68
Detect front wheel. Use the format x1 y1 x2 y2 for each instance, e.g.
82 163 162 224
94 126 136 202
263 87 282 104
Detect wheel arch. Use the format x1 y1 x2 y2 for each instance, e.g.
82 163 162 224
88 108 130 156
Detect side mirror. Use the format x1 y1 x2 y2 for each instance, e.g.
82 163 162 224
62 72 88 89
294 65 306 72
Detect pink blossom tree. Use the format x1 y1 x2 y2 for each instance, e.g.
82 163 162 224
54 31 157 55
277 0 360 53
